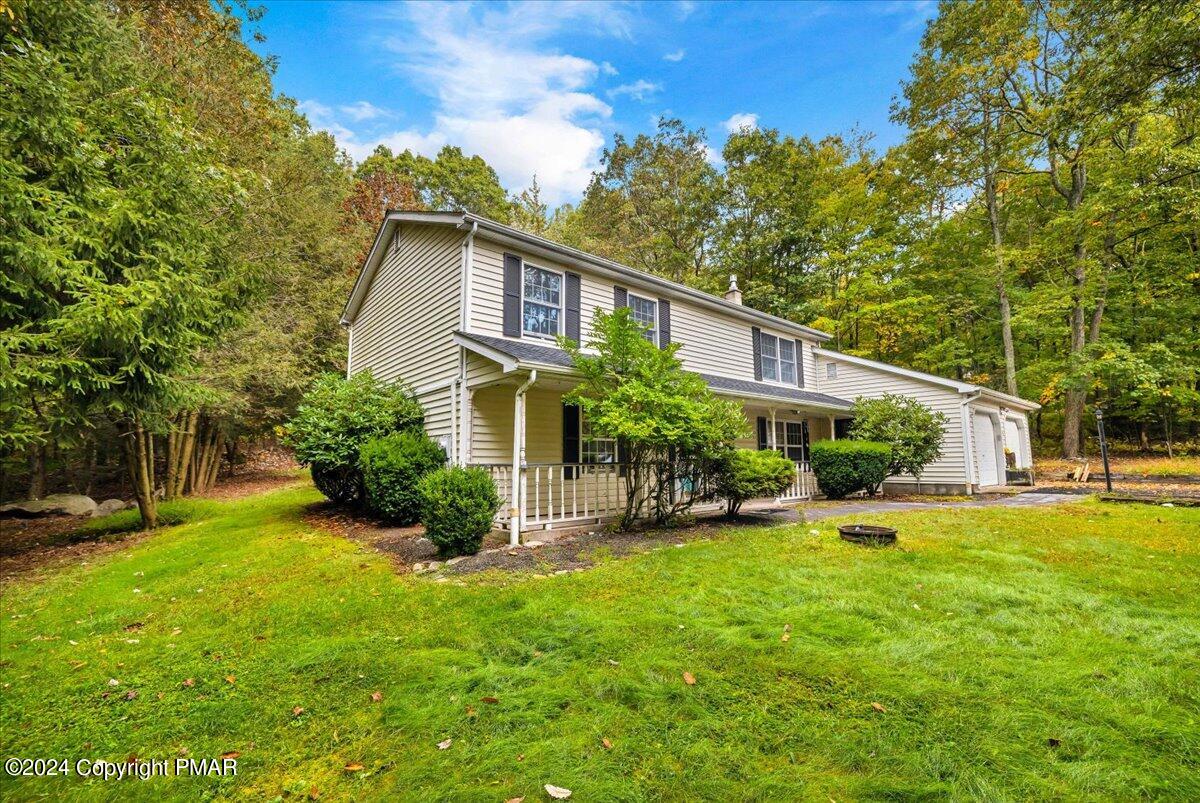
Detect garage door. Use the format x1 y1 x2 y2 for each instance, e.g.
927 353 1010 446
1003 419 1023 467
973 412 1000 486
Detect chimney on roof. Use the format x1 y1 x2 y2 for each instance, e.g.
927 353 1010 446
724 274 742 305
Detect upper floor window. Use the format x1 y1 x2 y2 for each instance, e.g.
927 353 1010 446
826 363 837 380
628 294 658 343
523 264 561 337
760 333 796 384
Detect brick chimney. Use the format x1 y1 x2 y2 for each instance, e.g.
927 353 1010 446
724 274 742 305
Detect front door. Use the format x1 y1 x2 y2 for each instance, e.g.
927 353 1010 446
973 412 1000 486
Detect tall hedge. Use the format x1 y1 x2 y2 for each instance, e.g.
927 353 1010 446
809 440 892 499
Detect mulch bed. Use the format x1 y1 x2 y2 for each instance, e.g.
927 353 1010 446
301 502 778 577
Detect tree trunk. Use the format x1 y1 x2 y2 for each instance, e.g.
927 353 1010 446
1061 236 1088 458
27 444 47 500
985 165 1018 397
123 419 158 529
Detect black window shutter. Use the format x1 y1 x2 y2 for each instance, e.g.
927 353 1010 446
565 272 581 342
562 402 580 478
795 339 805 387
503 253 522 337
613 286 628 309
658 298 671 349
751 327 762 381
801 421 811 463
617 436 628 477
756 416 769 450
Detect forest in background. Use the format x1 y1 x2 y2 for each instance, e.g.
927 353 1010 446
2 0 1198 513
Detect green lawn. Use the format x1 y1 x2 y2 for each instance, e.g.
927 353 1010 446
2 485 1198 801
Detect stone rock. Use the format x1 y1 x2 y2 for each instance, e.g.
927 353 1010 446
93 499 130 518
524 540 545 548
412 563 426 573
0 493 97 518
446 556 469 566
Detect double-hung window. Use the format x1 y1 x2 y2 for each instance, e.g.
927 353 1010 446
628 294 658 343
581 414 617 464
522 264 562 337
760 333 797 384
773 421 807 462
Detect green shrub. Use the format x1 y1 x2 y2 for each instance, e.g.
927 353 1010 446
809 440 892 499
418 466 501 557
283 371 424 504
360 432 446 524
713 448 796 515
849 394 947 482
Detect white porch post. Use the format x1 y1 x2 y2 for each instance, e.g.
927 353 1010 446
510 371 538 546
769 408 777 451
829 415 836 440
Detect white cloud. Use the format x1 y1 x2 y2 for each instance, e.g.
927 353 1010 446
299 99 443 162
338 101 388 122
721 112 759 133
675 1 697 20
345 1 636 204
607 80 662 102
663 49 686 62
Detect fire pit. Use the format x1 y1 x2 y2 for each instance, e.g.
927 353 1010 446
837 524 897 546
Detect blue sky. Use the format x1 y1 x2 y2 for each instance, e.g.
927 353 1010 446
244 1 936 205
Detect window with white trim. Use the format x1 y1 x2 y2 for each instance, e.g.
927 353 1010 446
628 294 657 343
826 363 837 380
759 333 796 384
522 264 562 337
581 414 617 464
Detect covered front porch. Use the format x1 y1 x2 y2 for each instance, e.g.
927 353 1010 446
454 332 853 542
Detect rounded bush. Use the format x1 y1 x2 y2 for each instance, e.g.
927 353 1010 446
713 448 796 515
284 371 424 504
418 466 501 557
360 432 446 524
809 440 892 499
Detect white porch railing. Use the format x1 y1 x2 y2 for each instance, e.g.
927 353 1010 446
475 463 628 530
778 460 816 502
477 458 816 531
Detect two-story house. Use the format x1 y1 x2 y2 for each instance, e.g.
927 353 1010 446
342 211 1038 542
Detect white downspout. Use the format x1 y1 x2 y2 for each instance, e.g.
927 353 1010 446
459 219 477 332
510 370 538 546
345 324 353 379
960 391 981 494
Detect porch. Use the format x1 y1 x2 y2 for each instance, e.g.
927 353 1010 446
461 367 848 541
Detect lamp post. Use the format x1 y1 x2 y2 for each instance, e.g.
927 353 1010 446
1095 406 1113 493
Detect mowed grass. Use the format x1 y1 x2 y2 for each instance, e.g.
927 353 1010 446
2 485 1198 801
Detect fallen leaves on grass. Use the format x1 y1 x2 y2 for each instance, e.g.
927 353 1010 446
225 675 236 684
682 672 696 686
182 678 194 688
221 751 241 760
481 696 499 704
871 702 887 713
782 624 792 642
504 798 524 803
437 738 452 750
124 690 138 701
545 784 572 799
292 706 305 717
601 737 613 750
309 785 320 799
344 763 364 772
370 691 382 703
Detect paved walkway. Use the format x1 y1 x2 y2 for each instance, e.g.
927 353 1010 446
742 491 1084 524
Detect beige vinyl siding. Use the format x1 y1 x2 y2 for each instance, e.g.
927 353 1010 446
469 385 564 466
816 355 969 486
348 222 462 452
349 223 461 389
469 235 822 383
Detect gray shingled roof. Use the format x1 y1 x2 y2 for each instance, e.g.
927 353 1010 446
455 332 852 409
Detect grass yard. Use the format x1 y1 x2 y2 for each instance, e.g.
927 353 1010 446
1037 454 1200 479
2 484 1198 801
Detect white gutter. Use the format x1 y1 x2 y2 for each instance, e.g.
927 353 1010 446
960 391 982 492
510 369 538 546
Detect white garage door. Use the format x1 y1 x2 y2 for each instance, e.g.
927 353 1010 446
973 412 1000 486
1003 419 1023 467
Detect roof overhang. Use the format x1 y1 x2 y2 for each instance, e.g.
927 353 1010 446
816 349 1041 411
343 211 833 342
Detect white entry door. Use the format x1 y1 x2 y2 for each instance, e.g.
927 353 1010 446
973 412 1000 486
